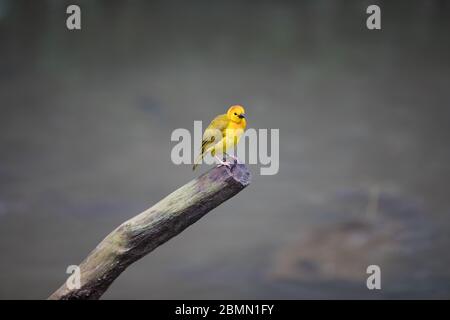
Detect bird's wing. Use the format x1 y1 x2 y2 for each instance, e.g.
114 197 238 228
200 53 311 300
201 114 228 153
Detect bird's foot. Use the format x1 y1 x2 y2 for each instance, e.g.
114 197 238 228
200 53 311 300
229 155 240 164
217 160 232 168
225 153 240 164
215 156 232 168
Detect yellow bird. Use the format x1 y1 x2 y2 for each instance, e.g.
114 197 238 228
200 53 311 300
193 105 247 170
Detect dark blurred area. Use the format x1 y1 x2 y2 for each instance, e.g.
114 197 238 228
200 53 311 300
1 0 450 299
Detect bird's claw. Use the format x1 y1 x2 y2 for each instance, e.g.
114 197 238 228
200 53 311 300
217 160 232 168
225 153 240 164
230 156 239 164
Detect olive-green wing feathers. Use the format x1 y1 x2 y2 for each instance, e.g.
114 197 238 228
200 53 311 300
201 114 228 153
193 114 229 170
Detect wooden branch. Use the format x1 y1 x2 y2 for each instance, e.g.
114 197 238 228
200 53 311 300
48 164 251 300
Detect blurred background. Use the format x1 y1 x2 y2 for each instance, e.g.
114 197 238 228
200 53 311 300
1 0 450 299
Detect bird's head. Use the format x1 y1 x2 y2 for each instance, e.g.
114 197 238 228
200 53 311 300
227 105 246 123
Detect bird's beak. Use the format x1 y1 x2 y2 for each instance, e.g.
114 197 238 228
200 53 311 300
238 113 245 119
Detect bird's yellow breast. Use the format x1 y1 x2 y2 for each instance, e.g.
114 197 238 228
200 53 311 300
213 120 246 154
228 118 246 131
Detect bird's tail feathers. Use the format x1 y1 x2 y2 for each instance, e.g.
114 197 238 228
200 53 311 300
192 153 204 171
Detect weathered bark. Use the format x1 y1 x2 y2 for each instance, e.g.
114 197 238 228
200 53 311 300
48 164 251 300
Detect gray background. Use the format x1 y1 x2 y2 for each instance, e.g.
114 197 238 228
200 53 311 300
0 0 450 299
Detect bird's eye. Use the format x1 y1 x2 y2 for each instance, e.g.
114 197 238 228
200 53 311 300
234 112 237 115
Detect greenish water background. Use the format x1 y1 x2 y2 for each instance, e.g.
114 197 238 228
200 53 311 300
0 0 449 299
